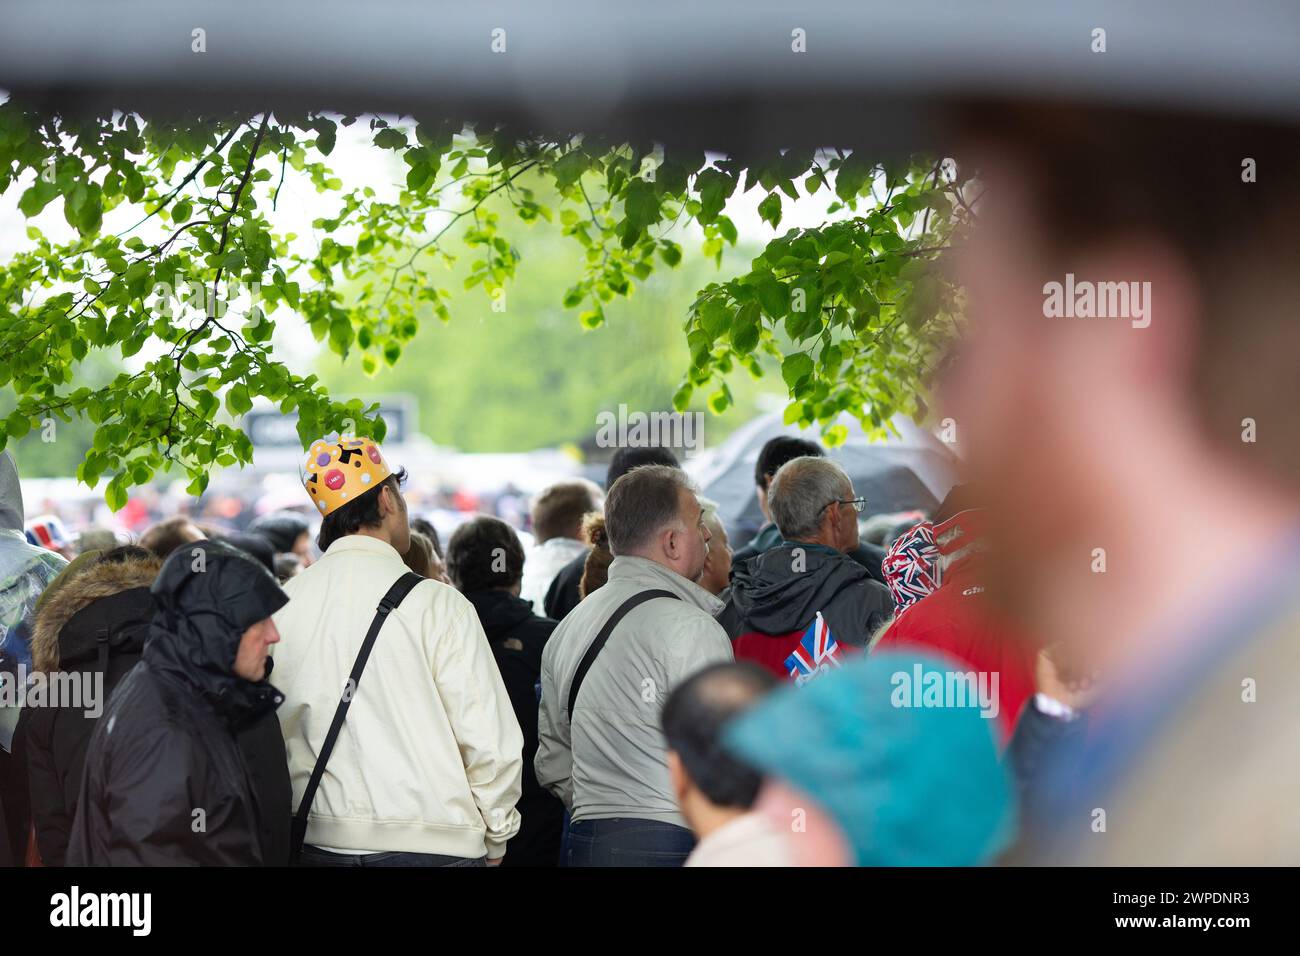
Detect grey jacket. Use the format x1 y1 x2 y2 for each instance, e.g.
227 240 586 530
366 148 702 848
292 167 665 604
535 555 733 826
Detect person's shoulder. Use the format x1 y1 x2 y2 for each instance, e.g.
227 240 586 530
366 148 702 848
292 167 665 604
853 575 893 602
656 595 730 644
35 549 68 575
882 593 960 644
404 574 467 616
521 613 558 640
659 592 719 619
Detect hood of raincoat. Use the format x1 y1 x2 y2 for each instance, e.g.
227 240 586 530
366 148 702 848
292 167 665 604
32 551 160 672
144 538 289 728
728 542 875 635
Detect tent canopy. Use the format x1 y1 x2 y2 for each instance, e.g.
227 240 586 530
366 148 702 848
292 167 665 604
4 1 1300 152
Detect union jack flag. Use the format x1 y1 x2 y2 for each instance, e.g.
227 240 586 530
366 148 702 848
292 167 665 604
784 612 844 686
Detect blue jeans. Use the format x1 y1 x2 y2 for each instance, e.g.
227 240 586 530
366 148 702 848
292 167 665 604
299 845 486 867
566 818 695 867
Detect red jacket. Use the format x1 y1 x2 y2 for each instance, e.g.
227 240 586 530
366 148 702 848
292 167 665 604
733 624 865 682
719 544 892 683
875 556 1036 741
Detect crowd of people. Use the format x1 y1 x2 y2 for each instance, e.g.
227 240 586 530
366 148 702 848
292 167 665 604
0 429 1022 867
0 412 1129 869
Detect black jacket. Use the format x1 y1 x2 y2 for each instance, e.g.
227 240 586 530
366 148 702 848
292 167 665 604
718 542 895 650
464 589 564 867
67 541 290 866
542 550 588 622
20 555 158 866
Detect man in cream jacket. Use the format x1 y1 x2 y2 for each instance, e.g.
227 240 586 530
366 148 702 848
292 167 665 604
272 436 522 866
536 464 733 866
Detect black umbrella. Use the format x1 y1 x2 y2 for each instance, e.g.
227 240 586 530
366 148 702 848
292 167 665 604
687 411 959 544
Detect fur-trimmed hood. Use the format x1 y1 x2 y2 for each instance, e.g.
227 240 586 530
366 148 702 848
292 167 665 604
32 555 161 672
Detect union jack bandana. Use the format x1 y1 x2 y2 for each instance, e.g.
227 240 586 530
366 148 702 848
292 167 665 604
881 521 939 617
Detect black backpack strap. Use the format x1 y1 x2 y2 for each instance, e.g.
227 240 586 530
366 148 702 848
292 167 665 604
289 571 424 861
566 589 678 720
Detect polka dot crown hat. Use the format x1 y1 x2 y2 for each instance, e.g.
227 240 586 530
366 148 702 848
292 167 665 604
300 436 393 516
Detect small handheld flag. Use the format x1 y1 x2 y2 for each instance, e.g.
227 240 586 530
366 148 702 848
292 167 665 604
784 612 844 686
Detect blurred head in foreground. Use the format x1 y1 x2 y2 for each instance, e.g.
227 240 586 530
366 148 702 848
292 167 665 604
946 106 1300 675
663 662 782 865
725 651 1015 866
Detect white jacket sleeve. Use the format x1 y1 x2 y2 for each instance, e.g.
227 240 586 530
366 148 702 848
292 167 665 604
534 634 574 808
431 602 524 860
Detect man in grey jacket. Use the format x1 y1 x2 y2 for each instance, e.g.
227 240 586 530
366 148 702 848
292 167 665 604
536 464 733 866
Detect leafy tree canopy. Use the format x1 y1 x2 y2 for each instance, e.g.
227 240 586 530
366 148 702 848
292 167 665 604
0 103 972 508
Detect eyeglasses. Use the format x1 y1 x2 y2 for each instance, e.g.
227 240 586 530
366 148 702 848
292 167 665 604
820 496 867 515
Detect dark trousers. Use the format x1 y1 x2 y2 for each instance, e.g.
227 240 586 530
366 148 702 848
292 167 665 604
299 845 486 867
566 818 695 867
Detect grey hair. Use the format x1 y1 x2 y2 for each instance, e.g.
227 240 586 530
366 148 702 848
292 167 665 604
605 464 697 556
699 497 724 532
768 456 852 540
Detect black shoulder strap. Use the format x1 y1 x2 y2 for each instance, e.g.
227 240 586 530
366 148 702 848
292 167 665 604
289 571 424 860
566 589 678 720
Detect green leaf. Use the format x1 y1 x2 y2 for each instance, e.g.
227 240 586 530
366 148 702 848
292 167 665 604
105 475 127 512
552 150 591 190
373 128 407 150
836 153 875 201
781 352 814 390
731 302 761 354
623 178 660 231
225 384 253 416
313 118 337 155
695 169 735 223
753 275 789 319
328 316 354 355
4 412 31 440
17 181 58 217
757 192 782 228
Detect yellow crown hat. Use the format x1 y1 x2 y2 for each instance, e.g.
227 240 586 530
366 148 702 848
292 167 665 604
301 436 393 516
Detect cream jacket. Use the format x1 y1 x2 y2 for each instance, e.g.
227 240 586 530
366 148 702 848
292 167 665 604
272 535 523 859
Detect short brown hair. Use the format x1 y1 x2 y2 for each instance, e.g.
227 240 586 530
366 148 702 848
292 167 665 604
531 480 601 543
403 530 434 578
139 516 199 559
604 464 695 556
